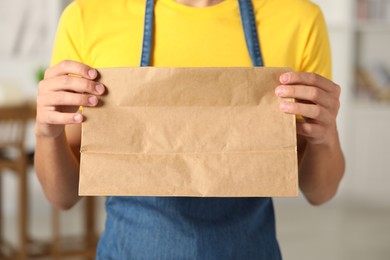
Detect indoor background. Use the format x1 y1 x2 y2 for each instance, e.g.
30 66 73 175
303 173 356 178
0 0 389 259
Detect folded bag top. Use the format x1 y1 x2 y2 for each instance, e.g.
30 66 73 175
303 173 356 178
79 67 298 197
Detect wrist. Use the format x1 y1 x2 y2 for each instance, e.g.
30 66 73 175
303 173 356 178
306 128 341 152
306 123 340 146
34 122 65 139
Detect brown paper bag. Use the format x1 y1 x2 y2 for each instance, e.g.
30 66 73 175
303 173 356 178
79 67 298 197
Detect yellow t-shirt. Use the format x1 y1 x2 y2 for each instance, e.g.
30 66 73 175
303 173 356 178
51 0 331 79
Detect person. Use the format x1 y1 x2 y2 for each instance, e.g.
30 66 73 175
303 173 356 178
35 0 345 259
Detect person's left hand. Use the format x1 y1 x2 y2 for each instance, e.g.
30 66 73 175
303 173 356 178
275 72 341 145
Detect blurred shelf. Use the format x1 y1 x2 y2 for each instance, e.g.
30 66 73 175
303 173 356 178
326 22 355 31
355 21 390 33
352 99 390 115
324 21 390 33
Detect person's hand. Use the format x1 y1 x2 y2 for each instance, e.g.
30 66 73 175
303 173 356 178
35 60 105 138
275 72 341 145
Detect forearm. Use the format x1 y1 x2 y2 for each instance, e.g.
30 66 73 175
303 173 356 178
298 132 345 205
34 132 81 210
34 61 101 210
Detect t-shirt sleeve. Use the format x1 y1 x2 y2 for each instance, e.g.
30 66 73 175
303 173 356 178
299 6 332 80
50 2 84 66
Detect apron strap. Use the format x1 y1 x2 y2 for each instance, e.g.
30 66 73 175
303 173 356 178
140 0 264 67
238 0 263 67
140 0 155 67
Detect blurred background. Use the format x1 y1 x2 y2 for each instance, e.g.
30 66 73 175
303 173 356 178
0 0 389 259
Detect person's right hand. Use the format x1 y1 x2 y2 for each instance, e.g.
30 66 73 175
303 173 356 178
35 60 105 138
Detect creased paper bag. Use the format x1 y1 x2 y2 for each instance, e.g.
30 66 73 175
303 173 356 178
79 67 298 197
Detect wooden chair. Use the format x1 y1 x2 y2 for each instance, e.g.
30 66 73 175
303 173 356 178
0 104 31 259
50 197 98 260
0 104 99 259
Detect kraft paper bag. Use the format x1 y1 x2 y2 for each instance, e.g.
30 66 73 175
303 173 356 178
79 67 298 197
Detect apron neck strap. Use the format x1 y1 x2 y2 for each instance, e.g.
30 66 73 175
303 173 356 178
140 0 264 67
238 0 263 66
140 0 155 67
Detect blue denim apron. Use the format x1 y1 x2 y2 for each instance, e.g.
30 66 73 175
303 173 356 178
96 1 282 259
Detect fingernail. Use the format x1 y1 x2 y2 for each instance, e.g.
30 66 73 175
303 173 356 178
280 102 290 111
275 87 285 96
88 96 97 105
88 69 97 79
95 84 104 94
74 114 83 122
280 74 290 84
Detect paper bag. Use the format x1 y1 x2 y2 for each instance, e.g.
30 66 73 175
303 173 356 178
79 67 298 197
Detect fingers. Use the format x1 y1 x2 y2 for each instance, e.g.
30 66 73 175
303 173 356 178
276 72 341 145
276 72 340 111
35 60 104 138
38 61 105 111
37 92 99 107
35 60 103 138
280 72 340 97
276 84 340 123
36 110 84 125
275 84 333 108
44 60 98 80
38 75 105 95
280 101 332 125
276 72 341 123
